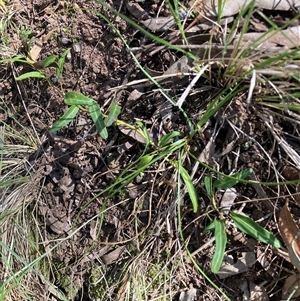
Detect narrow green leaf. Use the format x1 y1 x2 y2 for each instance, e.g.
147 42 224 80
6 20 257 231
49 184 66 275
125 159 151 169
217 0 226 22
231 211 281 248
211 220 227 273
0 177 30 189
15 71 46 80
89 102 108 139
64 91 95 106
56 48 70 78
204 221 215 233
158 131 180 147
137 154 154 170
0 55 28 64
40 55 57 69
49 105 79 133
174 161 198 213
213 168 253 189
106 101 121 127
204 175 213 199
135 120 151 147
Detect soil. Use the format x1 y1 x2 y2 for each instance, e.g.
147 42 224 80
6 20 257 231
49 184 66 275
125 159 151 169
1 1 300 301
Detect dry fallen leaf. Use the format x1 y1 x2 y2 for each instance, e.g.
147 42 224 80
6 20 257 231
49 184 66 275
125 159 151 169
217 252 256 279
27 28 58 64
282 274 300 299
202 0 300 18
101 246 126 265
239 280 269 301
128 89 144 101
179 287 197 301
126 1 149 20
234 25 300 49
220 188 237 214
118 125 146 144
278 200 300 272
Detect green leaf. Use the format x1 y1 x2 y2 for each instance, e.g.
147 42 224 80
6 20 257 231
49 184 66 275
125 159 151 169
40 55 57 69
135 120 151 147
211 220 227 273
231 211 281 248
204 221 215 233
64 91 95 106
174 161 198 213
204 175 213 199
89 102 108 139
56 48 70 78
0 55 29 64
15 71 46 80
158 131 180 147
213 168 253 189
106 101 121 127
49 105 79 133
0 177 30 189
137 154 154 170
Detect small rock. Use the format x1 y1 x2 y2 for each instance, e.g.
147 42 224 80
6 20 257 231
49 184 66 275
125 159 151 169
72 43 81 53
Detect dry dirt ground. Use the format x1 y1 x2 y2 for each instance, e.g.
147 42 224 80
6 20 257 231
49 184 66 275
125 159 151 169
1 1 300 300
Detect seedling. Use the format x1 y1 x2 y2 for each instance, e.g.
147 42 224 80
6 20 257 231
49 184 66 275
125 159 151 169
204 169 281 273
19 26 35 54
50 91 121 140
15 49 70 81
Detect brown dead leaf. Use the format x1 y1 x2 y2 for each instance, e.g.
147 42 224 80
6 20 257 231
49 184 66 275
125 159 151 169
220 188 237 214
282 166 300 181
179 287 197 301
282 274 300 299
239 280 269 301
234 25 300 49
140 15 176 32
249 281 269 301
217 252 256 279
203 0 299 18
27 28 58 64
90 221 97 241
126 1 149 20
250 18 268 32
101 246 126 265
278 200 300 271
118 125 146 144
128 89 144 101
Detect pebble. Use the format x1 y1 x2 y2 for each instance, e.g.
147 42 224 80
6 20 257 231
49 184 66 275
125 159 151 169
72 43 81 53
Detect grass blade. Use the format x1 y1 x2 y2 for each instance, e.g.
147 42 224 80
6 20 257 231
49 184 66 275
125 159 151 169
89 102 108 139
211 220 227 273
64 91 95 106
174 161 198 213
49 105 79 133
0 177 30 189
231 211 281 248
106 101 121 127
95 0 197 60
